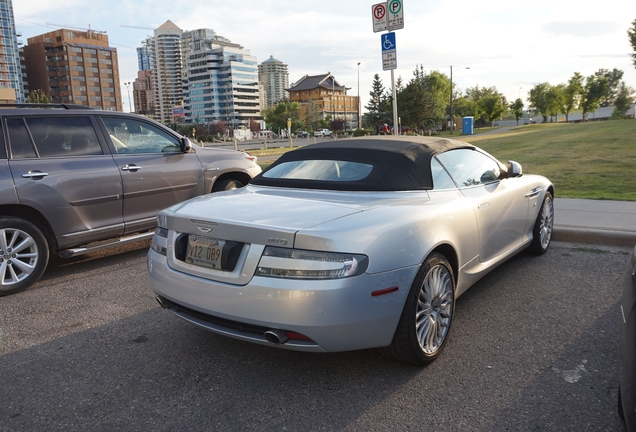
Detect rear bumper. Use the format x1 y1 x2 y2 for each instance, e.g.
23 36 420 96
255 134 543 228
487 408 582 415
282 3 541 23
147 248 418 352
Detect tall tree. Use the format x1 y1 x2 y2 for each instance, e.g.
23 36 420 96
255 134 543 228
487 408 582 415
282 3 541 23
564 73 584 122
581 73 608 120
510 98 524 126
528 83 552 123
262 101 302 132
546 84 566 122
478 95 506 126
596 68 624 107
365 74 391 131
629 19 636 69
613 82 635 118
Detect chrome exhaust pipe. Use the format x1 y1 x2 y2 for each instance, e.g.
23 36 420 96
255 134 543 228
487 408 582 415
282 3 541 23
155 296 169 309
264 329 289 344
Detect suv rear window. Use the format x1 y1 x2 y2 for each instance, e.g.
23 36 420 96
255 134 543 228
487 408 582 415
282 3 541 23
6 116 102 159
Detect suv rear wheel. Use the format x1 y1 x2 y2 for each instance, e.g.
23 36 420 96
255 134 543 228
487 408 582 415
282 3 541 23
0 217 49 296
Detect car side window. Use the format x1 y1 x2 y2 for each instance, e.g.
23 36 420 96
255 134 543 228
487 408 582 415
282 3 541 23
100 117 181 154
25 117 103 157
436 149 501 188
6 118 36 159
431 157 457 190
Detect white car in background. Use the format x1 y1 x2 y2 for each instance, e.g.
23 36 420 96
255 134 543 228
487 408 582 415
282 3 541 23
313 129 332 137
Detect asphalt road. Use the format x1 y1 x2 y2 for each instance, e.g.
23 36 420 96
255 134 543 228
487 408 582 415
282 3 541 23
0 241 630 431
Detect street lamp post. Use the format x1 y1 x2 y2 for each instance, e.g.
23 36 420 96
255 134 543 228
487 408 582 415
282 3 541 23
449 66 469 134
357 62 360 130
124 82 133 113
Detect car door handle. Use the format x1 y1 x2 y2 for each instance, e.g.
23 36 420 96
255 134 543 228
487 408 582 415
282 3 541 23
121 164 141 172
478 202 490 210
21 170 49 179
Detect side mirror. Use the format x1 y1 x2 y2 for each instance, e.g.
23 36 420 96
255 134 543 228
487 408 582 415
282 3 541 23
507 160 523 178
181 137 193 153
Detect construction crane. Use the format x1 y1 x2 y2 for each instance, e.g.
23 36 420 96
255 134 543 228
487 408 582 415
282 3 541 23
121 25 155 30
45 23 107 34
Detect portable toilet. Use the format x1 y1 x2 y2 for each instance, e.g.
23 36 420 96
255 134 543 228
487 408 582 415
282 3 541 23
462 116 474 135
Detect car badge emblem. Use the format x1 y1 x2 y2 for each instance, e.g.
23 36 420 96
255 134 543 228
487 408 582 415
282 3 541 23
197 226 214 233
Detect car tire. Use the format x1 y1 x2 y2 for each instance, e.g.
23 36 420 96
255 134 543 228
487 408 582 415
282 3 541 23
212 179 244 192
381 252 455 365
527 191 554 255
0 217 49 297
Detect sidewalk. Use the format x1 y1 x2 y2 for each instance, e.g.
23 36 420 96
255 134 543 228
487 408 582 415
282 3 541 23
553 198 636 248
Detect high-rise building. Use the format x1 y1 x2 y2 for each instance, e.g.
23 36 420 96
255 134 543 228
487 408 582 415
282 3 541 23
146 20 183 124
182 30 260 128
132 69 153 116
0 0 24 103
258 55 289 110
22 28 122 110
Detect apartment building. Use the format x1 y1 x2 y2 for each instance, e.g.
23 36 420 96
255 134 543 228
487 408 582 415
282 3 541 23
22 28 122 110
133 69 153 116
182 30 260 128
258 55 289 110
0 0 24 103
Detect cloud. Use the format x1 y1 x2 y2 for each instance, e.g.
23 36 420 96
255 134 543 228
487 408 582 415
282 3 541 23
542 20 618 38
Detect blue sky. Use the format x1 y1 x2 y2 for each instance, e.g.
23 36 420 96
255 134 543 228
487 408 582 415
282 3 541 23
15 0 636 113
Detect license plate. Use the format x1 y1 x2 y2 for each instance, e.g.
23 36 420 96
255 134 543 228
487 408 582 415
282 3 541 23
185 235 226 270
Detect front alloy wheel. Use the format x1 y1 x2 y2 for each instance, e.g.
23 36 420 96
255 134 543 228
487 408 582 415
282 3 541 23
528 191 554 255
382 252 455 365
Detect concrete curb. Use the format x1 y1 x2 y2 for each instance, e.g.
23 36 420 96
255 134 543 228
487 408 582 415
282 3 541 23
553 227 636 248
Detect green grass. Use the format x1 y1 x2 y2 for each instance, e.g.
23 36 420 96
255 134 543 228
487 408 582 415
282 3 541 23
461 121 636 201
250 120 636 201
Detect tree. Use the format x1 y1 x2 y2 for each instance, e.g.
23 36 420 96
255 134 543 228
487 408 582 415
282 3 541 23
478 95 506 126
596 68 624 107
613 82 635 118
27 90 49 104
630 19 636 69
581 73 608 120
528 83 552 123
365 74 391 132
564 72 584 122
510 98 524 125
546 84 566 122
262 101 302 132
209 120 227 136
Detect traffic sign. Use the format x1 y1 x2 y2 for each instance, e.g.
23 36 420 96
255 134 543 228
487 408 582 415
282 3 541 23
387 0 404 31
372 2 387 33
381 32 397 70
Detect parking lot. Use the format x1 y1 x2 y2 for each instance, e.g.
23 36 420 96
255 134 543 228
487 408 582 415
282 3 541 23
0 241 629 431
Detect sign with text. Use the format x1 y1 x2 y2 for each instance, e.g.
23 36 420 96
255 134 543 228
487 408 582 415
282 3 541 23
381 32 397 70
387 0 404 31
372 2 387 32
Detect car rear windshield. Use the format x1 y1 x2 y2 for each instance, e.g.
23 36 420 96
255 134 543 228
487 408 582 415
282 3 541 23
263 160 373 182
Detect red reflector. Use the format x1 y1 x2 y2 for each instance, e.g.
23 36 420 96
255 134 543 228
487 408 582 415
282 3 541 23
371 286 399 297
286 331 312 341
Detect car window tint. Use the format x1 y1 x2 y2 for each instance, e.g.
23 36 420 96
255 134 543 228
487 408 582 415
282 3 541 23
100 117 180 154
431 157 457 190
263 160 373 182
436 149 500 188
6 118 36 159
25 117 103 157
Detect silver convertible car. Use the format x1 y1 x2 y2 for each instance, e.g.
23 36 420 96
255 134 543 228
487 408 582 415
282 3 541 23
148 136 554 365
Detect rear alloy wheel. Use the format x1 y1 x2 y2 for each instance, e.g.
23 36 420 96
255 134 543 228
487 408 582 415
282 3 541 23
382 252 455 365
212 178 244 192
0 217 49 297
528 191 554 255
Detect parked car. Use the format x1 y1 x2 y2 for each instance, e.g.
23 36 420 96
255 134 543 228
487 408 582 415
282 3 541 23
297 131 309 138
0 104 261 296
314 129 332 137
619 243 636 430
149 136 555 365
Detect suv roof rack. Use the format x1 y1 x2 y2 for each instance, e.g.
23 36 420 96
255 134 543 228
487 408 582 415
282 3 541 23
0 103 94 110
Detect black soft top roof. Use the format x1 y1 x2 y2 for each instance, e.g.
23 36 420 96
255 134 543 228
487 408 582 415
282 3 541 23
251 136 476 191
